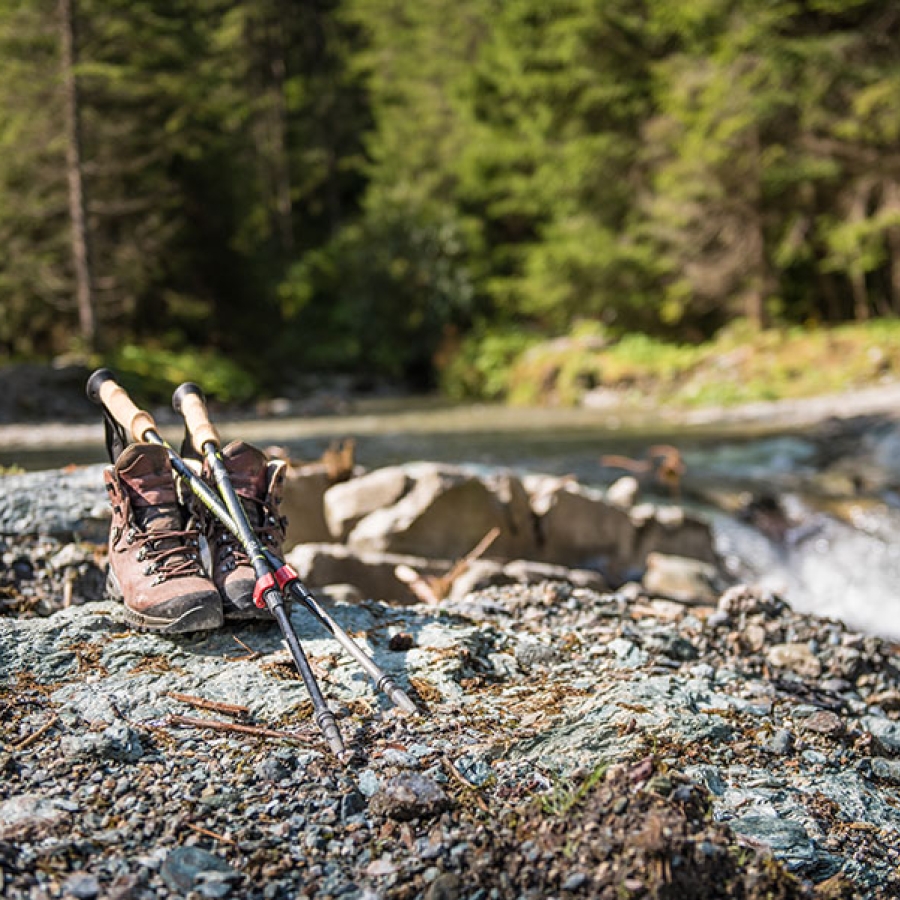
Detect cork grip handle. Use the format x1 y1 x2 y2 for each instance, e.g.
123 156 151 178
85 368 158 442
172 382 220 453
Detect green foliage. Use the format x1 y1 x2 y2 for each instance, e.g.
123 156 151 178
277 202 476 382
440 325 542 401
540 764 608 817
105 344 258 405
492 319 900 408
1 0 900 399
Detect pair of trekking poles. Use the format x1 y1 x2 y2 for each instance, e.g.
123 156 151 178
86 369 418 762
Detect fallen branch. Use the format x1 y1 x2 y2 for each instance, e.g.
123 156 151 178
395 526 502 604
166 692 250 718
186 822 238 846
227 635 261 661
165 714 309 742
13 714 59 751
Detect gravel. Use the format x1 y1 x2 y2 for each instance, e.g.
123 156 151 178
2 470 900 898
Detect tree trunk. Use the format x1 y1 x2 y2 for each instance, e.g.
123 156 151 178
848 183 870 321
883 181 900 315
268 8 294 256
743 122 768 328
59 0 96 350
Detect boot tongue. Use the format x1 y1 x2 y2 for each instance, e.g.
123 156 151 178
116 444 183 533
222 441 268 524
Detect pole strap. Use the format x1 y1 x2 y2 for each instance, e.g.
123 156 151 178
101 406 129 463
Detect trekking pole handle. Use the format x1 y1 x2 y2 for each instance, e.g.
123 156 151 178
86 368 158 443
172 382 220 454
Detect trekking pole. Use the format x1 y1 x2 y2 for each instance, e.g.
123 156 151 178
172 382 418 716
86 369 348 760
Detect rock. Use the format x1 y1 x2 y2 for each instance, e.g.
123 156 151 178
606 476 640 510
871 757 900 785
255 757 291 782
642 553 720 604
61 872 100 900
281 464 334 548
311 582 362 605
481 470 540 559
340 790 367 820
528 477 635 576
324 467 411 541
59 721 144 762
799 710 845 737
0 794 68 840
369 773 450 821
446 559 511 603
729 815 817 870
285 542 445 604
501 559 607 593
633 509 718 567
763 730 795 756
766 643 822 679
861 716 900 754
160 847 240 895
425 873 461 900
561 871 589 892
347 464 515 561
0 465 108 540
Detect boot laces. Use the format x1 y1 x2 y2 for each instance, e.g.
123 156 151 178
214 496 284 569
128 506 205 584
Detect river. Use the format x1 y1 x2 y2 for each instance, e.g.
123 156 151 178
2 396 900 641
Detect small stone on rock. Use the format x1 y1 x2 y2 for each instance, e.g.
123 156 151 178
62 872 100 900
369 773 450 821
160 847 239 894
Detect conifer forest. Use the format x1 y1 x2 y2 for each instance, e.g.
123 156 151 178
1 1 898 393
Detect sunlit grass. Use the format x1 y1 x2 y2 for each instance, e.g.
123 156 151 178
501 319 900 408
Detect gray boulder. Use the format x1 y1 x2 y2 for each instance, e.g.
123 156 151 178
281 464 335 548
346 464 516 561
286 542 446 604
527 475 636 576
324 467 411 541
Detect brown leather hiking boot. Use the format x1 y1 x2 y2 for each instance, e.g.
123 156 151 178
202 440 288 620
104 443 223 633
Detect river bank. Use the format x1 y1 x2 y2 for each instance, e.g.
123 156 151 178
2 455 900 897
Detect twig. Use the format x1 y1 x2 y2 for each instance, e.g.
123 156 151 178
165 714 308 742
166 692 250 718
228 635 261 661
186 822 238 846
442 526 501 587
13 714 59 751
394 564 441 604
396 526 502 604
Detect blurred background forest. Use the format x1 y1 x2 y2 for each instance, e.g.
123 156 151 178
1 0 899 404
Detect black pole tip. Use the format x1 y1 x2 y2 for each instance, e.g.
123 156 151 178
172 382 204 414
86 368 115 405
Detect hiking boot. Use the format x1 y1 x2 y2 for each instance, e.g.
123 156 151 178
104 442 223 633
203 440 288 620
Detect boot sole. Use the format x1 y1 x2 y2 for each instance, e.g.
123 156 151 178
106 569 223 634
123 604 224 634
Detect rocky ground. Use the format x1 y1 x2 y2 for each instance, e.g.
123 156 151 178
2 466 900 899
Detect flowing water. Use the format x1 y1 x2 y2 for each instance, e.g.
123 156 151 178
3 399 900 640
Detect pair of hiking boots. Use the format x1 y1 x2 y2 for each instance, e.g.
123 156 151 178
103 440 287 633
